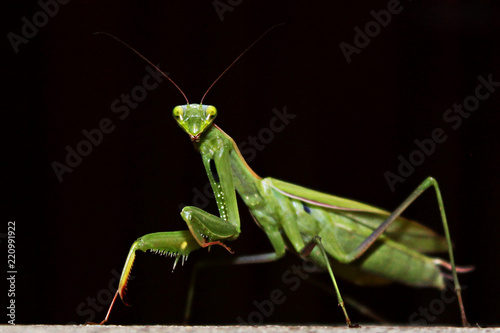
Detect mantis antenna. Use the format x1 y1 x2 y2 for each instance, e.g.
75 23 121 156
200 22 285 104
94 23 284 105
93 32 190 104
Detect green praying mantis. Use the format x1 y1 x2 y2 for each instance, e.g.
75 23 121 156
95 30 471 327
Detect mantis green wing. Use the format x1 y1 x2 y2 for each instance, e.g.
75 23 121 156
253 177 447 291
266 177 449 253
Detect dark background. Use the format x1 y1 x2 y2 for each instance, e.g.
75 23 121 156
2 0 500 327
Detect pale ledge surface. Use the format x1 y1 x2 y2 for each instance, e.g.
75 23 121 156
0 326 497 333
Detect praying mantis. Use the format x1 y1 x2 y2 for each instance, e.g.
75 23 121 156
95 29 471 327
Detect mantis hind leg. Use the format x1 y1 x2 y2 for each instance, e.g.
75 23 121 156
301 237 360 328
343 177 469 326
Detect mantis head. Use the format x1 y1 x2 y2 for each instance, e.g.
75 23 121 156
172 104 217 142
97 26 281 143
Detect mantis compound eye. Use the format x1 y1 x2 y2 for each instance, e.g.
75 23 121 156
173 106 184 119
206 105 217 120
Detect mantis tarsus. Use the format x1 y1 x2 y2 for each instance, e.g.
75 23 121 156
95 29 470 327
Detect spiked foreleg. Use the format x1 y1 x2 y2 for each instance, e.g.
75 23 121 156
98 230 201 324
181 206 240 252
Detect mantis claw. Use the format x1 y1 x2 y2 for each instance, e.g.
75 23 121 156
203 240 234 254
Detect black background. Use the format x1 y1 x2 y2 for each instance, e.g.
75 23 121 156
2 0 500 327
